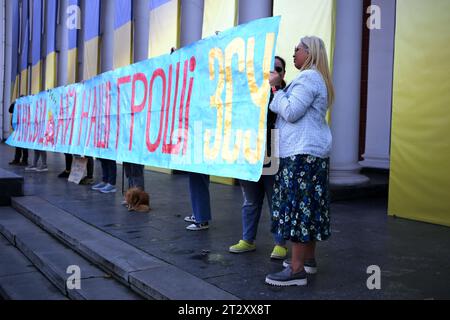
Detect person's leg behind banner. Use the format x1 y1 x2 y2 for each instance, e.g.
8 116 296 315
58 154 72 178
99 160 117 193
185 173 211 231
80 157 94 185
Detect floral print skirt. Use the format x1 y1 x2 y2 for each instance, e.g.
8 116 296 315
271 154 331 243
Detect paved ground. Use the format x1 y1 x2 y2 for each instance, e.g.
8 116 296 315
1 142 449 299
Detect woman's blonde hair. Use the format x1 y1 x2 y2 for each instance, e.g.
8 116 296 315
299 36 335 108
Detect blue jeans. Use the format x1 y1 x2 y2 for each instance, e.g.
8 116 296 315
189 173 211 223
240 176 285 245
100 159 117 185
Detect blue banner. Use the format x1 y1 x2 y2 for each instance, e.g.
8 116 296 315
7 16 280 182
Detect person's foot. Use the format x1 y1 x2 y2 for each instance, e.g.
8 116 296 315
265 266 307 286
186 222 209 231
92 182 107 190
229 240 256 253
35 165 48 172
270 245 288 260
99 183 117 193
282 259 317 274
25 165 38 171
19 161 28 166
184 215 196 223
121 200 128 207
58 170 70 178
9 160 21 165
79 176 94 185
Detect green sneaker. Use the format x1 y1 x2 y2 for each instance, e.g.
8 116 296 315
229 240 256 253
270 245 288 260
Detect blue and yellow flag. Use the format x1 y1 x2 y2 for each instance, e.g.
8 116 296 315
19 0 30 96
148 0 179 58
10 1 20 102
67 0 79 84
45 0 57 89
82 0 100 80
114 0 132 68
31 0 42 94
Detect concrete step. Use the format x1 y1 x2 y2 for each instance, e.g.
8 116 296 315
0 233 67 300
0 168 23 206
11 196 238 300
0 207 141 300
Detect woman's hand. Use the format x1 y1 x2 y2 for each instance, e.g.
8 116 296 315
269 71 282 87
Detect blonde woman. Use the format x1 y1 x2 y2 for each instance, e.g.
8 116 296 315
265 36 335 286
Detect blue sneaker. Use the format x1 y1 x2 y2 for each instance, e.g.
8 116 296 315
100 183 117 193
92 182 107 190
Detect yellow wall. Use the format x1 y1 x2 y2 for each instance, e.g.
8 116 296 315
389 0 450 226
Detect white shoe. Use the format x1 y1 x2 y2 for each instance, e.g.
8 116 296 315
184 215 196 223
186 222 209 231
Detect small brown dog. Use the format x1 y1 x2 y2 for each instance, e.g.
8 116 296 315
125 187 151 213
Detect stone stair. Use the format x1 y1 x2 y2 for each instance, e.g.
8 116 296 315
0 196 238 300
0 206 141 300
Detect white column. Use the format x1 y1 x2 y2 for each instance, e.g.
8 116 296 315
330 0 369 186
57 0 69 86
133 0 149 62
360 0 395 170
1 0 7 139
0 1 11 138
100 0 114 72
238 0 272 24
179 0 204 47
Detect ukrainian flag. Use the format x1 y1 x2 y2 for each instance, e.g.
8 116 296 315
19 0 30 96
67 0 79 84
10 1 20 102
273 0 336 83
83 0 100 79
114 0 132 68
44 0 57 90
148 0 179 58
202 0 237 38
31 0 43 94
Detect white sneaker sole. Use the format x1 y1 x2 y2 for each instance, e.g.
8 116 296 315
265 277 307 286
186 224 209 231
100 189 117 193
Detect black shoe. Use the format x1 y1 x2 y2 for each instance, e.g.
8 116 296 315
19 161 28 166
58 170 70 178
265 267 307 286
9 160 21 165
